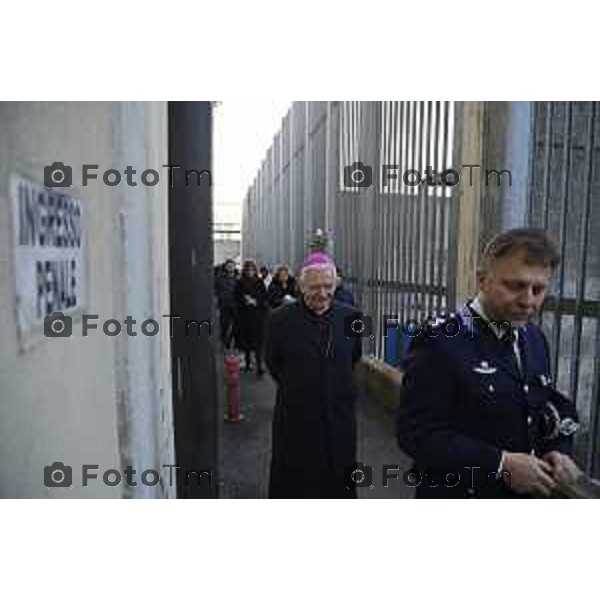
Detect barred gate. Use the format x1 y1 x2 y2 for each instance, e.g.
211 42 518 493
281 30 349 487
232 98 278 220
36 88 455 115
528 101 600 475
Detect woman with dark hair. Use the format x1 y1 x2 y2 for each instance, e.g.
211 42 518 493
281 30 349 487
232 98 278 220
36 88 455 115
267 265 298 309
234 259 268 375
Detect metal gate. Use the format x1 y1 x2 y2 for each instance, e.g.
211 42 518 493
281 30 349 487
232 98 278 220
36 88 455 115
242 101 460 358
528 101 600 476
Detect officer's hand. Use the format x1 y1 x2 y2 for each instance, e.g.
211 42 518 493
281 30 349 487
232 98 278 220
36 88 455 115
501 452 557 498
543 451 581 487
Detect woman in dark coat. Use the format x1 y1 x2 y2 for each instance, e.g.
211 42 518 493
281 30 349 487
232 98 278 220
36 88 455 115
234 259 268 375
267 265 298 309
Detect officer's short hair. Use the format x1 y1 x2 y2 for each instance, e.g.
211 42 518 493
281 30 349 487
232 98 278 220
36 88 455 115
480 228 560 273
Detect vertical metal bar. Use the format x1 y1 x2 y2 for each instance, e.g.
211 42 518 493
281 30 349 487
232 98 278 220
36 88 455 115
399 101 408 325
373 102 382 357
304 102 312 249
340 103 346 271
346 102 352 282
437 101 450 312
325 103 332 253
381 102 388 345
401 101 410 322
415 101 424 320
281 125 286 265
391 101 399 328
416 101 424 318
348 101 362 296
365 101 379 355
356 101 362 295
569 102 596 403
589 319 600 476
390 102 397 332
541 101 554 230
289 107 295 269
423 101 433 318
347 103 353 281
551 102 573 381
382 101 391 356
387 101 394 324
430 101 440 312
288 113 293 266
276 132 282 266
526 103 539 225
408 101 417 319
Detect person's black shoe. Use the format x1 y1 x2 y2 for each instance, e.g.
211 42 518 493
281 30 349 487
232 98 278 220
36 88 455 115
243 363 252 372
257 368 265 378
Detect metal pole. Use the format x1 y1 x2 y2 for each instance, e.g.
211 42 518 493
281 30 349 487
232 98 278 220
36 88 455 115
167 101 218 499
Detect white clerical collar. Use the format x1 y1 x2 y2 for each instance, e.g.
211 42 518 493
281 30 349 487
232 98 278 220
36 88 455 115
469 295 518 341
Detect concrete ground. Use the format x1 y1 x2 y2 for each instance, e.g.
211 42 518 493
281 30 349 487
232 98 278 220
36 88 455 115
216 357 415 499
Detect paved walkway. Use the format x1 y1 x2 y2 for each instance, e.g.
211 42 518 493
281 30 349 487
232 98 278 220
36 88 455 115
217 358 414 499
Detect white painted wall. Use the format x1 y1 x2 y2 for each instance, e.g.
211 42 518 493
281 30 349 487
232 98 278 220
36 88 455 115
0 102 175 498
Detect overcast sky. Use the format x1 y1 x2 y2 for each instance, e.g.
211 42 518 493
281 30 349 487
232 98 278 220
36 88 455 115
213 101 291 226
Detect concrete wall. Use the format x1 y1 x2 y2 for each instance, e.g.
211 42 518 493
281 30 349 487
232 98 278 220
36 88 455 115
0 102 175 498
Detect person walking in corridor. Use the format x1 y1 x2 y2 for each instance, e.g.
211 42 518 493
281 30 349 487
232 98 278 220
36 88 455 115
267 264 298 309
396 228 581 498
265 247 362 499
215 259 238 350
235 260 268 376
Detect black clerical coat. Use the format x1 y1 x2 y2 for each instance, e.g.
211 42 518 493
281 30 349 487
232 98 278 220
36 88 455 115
265 299 362 498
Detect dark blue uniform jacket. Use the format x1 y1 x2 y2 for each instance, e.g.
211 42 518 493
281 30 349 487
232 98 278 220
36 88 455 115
396 305 579 498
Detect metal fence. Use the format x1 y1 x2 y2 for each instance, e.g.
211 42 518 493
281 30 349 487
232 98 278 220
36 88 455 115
242 101 459 359
242 100 600 476
527 101 600 475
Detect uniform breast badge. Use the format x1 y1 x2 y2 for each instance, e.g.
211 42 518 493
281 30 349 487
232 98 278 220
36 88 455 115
473 360 497 375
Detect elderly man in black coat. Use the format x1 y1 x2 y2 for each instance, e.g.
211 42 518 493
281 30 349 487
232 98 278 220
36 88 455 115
265 250 362 499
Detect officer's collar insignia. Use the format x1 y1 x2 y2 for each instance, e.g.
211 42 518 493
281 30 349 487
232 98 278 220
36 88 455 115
473 360 497 374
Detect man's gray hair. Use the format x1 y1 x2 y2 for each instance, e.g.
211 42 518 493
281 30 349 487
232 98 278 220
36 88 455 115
299 263 337 284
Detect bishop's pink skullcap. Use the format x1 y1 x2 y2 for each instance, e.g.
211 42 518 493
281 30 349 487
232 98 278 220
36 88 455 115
302 250 335 269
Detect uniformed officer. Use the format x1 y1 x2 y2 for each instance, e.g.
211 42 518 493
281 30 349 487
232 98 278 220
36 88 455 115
396 228 581 498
